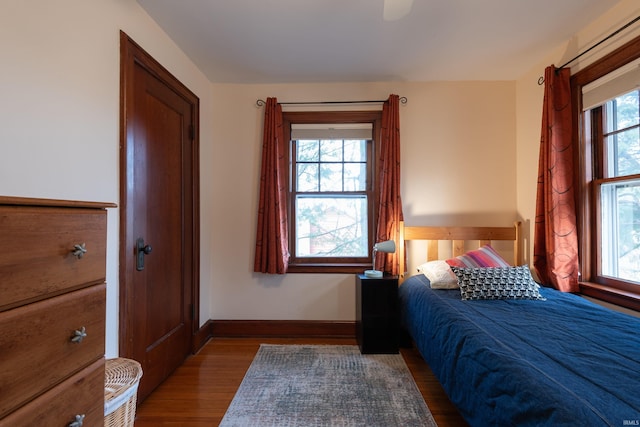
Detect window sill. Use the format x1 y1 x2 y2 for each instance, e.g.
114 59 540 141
579 281 640 312
286 263 371 274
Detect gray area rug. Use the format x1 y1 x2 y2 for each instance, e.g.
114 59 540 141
219 344 437 427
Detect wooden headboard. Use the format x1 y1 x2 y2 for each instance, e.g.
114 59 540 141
398 221 522 282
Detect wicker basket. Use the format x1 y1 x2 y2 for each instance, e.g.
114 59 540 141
104 358 143 427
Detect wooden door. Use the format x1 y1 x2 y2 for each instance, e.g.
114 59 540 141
119 32 200 402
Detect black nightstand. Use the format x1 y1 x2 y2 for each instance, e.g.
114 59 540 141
355 274 399 354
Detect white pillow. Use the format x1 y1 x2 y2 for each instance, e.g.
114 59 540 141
417 260 459 289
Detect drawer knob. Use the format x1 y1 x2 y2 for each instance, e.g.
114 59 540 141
68 414 85 427
72 243 87 259
71 326 87 343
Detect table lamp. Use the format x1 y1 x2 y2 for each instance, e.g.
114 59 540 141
364 239 396 278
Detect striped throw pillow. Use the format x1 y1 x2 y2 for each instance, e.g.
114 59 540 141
445 245 510 268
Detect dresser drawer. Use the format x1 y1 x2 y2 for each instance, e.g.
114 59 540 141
0 284 106 418
0 358 105 427
0 205 107 311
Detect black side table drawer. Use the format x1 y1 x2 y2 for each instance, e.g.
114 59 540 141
355 274 399 354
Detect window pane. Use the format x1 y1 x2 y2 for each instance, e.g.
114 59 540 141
297 140 319 161
344 163 366 191
295 196 368 257
320 164 343 191
297 163 318 192
344 140 366 161
605 128 640 177
320 140 342 162
605 91 639 132
603 90 640 178
600 179 640 283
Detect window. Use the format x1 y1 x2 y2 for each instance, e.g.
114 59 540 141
293 138 369 257
283 111 382 273
574 35 640 310
596 91 640 283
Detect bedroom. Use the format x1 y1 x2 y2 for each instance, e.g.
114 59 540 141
1 0 639 425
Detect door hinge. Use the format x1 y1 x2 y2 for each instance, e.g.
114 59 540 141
190 304 195 320
189 124 195 140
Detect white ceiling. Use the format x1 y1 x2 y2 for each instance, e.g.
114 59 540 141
137 0 621 84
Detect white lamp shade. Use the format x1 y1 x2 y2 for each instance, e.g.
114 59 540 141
373 240 396 253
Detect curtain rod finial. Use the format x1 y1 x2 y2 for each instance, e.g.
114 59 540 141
256 99 266 107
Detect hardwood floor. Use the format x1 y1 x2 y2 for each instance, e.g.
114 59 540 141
135 337 468 426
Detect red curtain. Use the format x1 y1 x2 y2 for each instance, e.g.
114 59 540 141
254 98 289 274
533 67 579 292
376 94 404 275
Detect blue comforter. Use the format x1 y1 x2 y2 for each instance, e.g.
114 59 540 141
399 274 640 427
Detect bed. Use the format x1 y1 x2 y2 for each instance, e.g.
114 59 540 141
397 221 640 427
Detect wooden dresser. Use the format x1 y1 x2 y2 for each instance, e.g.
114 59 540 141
0 196 115 426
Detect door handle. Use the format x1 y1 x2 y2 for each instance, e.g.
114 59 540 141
136 237 153 271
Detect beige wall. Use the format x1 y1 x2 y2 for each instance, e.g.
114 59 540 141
0 0 215 357
515 0 640 269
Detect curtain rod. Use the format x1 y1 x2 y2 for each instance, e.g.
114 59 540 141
256 97 407 107
538 15 640 85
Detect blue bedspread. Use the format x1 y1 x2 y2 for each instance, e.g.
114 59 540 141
399 274 640 427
